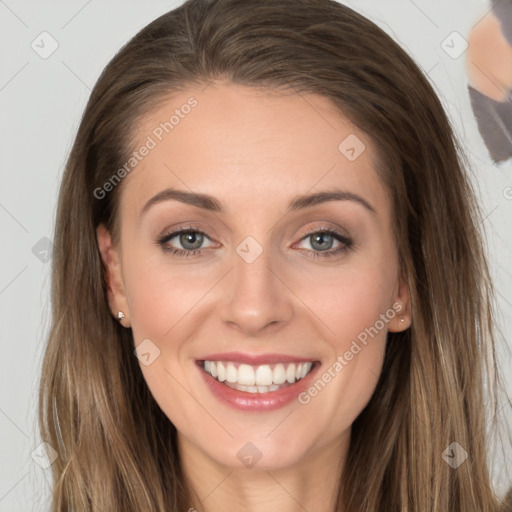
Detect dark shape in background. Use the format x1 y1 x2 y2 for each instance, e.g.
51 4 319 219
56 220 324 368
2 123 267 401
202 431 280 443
468 0 512 163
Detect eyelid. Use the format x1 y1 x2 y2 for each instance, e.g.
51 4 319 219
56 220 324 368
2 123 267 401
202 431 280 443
295 223 350 242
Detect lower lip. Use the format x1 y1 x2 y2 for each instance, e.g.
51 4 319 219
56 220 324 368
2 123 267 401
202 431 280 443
197 362 320 411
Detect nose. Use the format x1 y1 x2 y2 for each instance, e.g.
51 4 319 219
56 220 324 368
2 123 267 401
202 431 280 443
218 242 294 337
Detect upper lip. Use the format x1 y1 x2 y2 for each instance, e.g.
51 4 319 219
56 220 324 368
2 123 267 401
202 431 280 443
197 352 319 366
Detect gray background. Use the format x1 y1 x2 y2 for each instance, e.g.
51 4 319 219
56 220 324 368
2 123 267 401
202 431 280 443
0 0 511 510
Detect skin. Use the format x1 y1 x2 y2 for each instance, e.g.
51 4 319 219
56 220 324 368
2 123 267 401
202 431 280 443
466 10 512 101
97 82 411 512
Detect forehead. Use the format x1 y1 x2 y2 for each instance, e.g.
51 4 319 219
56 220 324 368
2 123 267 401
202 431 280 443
119 82 390 220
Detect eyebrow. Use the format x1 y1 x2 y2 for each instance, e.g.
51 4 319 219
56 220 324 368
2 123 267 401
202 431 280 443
140 187 376 216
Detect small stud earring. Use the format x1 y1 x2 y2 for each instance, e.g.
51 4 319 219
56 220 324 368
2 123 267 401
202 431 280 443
400 317 405 323
117 311 125 322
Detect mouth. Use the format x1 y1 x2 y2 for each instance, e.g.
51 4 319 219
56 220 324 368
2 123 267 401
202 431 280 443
198 359 316 394
195 353 321 411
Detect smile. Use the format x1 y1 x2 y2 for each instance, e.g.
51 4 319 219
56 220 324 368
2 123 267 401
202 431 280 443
201 360 315 393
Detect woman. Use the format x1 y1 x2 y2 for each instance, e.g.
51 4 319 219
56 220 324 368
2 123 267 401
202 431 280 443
38 0 511 510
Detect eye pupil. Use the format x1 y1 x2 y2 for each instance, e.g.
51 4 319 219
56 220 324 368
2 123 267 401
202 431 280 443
311 233 333 251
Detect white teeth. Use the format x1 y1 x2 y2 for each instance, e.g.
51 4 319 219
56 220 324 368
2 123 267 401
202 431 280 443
217 361 226 382
224 382 283 393
286 364 296 383
255 365 273 386
238 364 255 385
226 362 237 383
273 364 287 385
202 360 315 388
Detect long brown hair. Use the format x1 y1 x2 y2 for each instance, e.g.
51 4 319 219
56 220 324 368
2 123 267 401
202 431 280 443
38 0 510 510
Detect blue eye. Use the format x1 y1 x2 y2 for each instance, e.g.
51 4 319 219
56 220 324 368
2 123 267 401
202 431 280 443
156 226 353 259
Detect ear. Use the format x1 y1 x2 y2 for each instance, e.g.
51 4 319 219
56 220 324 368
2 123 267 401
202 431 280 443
387 275 411 333
96 224 131 327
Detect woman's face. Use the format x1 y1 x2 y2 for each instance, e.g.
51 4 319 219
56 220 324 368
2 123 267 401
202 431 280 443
98 82 410 472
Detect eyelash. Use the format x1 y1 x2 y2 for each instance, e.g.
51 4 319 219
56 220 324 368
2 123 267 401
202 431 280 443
156 224 353 260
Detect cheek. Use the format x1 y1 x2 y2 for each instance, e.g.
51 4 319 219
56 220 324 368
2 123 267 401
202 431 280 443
298 299 389 437
303 256 397 346
124 254 215 343
296 253 396 413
